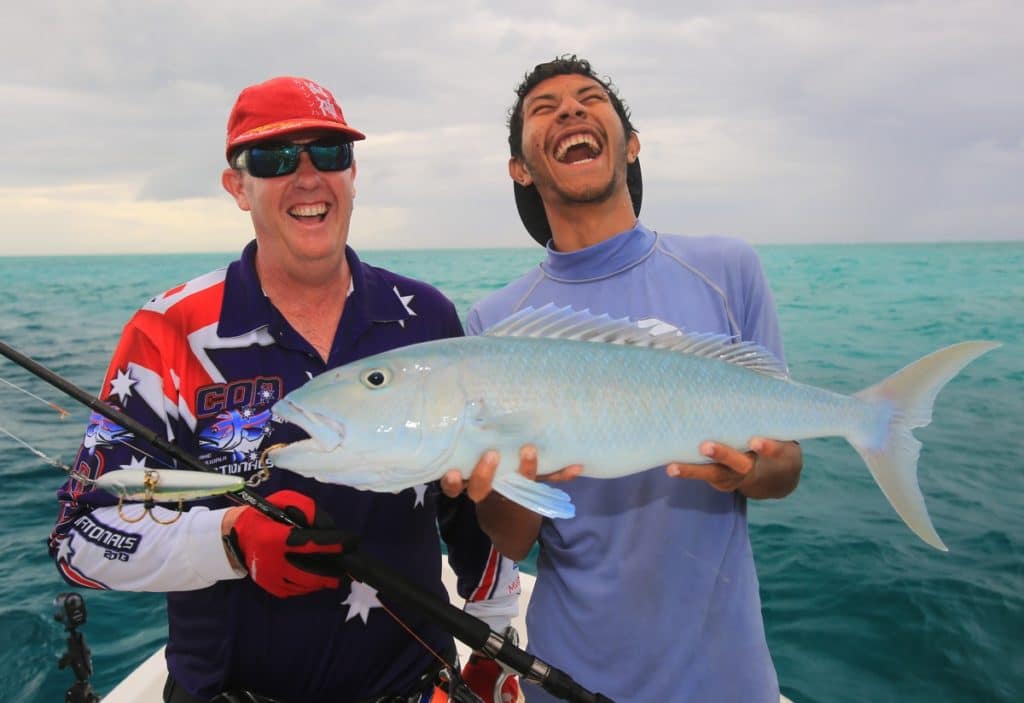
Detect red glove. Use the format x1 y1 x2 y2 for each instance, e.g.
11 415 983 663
461 655 521 703
229 490 351 598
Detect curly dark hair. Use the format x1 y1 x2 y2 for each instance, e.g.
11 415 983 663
508 54 635 158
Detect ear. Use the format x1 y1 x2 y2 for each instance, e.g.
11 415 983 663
350 159 358 197
221 168 250 212
509 157 532 187
626 131 641 164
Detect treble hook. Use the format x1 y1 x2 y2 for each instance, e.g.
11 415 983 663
115 469 183 524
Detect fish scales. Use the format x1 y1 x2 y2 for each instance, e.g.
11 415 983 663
452 336 873 476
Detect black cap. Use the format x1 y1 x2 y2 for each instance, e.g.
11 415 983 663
513 159 643 247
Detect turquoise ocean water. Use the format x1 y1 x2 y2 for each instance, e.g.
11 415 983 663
0 243 1021 702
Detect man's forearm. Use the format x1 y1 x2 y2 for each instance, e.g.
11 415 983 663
474 494 542 561
53 505 244 591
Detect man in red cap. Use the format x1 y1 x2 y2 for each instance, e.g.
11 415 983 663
49 76 521 703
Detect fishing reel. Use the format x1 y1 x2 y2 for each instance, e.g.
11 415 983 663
54 592 100 703
438 667 486 703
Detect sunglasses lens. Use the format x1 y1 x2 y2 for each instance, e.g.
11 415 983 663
308 141 353 171
246 144 301 177
240 140 353 177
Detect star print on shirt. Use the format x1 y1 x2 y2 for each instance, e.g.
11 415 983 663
412 484 428 508
258 387 276 403
119 455 149 471
55 534 75 564
342 580 383 624
108 368 138 404
393 286 417 328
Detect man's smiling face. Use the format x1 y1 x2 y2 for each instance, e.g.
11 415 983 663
223 129 357 277
512 73 638 208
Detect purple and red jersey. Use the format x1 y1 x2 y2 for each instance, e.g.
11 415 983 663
49 240 518 701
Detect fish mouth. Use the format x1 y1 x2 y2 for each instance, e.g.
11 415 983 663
272 399 346 451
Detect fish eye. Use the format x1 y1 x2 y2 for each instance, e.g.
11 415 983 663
360 368 392 389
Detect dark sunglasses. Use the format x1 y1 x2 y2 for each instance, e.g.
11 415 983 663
231 139 354 178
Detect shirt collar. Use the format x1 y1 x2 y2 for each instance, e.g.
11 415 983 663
343 247 414 325
218 240 413 338
541 221 657 282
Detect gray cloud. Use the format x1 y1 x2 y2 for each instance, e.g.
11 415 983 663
0 0 1021 254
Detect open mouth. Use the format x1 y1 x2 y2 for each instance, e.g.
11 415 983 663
554 132 602 165
272 400 346 451
288 202 330 223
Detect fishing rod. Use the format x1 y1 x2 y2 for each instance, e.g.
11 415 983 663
0 339 614 703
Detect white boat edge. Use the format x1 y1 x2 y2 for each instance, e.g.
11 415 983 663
101 565 794 702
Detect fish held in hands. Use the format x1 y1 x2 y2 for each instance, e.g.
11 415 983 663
268 305 999 551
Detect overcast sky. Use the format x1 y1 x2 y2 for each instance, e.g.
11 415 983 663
0 1 1020 255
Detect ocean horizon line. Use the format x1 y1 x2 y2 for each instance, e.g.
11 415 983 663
1 238 1022 259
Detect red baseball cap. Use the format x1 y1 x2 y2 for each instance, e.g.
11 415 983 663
225 76 366 159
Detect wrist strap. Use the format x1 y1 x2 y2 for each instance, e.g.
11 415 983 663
222 532 247 573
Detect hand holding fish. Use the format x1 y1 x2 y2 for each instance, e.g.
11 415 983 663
440 446 582 560
440 446 582 503
667 438 803 498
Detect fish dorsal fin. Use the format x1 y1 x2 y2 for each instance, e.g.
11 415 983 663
485 304 789 380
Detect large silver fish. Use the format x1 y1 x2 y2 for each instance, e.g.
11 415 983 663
268 305 998 550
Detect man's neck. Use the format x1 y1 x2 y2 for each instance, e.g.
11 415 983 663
546 193 637 252
256 252 351 362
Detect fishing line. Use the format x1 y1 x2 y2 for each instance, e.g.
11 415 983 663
114 440 177 470
0 376 70 417
0 374 179 475
0 422 75 473
381 597 457 671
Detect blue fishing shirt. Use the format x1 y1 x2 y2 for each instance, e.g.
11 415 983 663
468 222 785 703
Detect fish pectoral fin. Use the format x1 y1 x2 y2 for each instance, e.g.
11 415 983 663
491 473 575 519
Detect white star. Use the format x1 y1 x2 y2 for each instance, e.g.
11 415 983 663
55 535 75 564
109 368 137 404
342 580 383 624
393 286 417 328
412 484 428 508
119 455 149 471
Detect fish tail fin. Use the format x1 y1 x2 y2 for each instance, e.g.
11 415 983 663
851 341 1000 551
